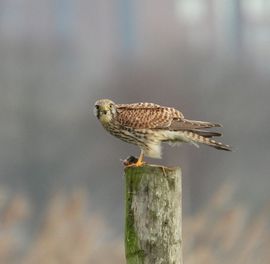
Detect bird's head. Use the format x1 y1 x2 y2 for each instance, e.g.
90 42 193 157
94 99 117 124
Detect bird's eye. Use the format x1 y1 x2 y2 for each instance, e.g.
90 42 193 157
95 105 99 110
109 104 113 108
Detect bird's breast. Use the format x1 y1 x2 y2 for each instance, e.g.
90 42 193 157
103 124 149 146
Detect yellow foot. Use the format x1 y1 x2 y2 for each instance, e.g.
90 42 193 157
122 156 145 167
132 159 145 167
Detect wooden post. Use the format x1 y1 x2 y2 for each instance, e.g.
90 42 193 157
125 164 183 264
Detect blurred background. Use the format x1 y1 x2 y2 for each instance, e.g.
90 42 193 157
1 0 270 263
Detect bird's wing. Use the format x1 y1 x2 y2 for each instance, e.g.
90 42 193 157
168 119 222 130
116 102 184 129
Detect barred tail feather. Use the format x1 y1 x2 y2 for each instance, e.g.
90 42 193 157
183 131 231 151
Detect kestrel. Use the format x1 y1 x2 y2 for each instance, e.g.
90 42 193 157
94 99 231 166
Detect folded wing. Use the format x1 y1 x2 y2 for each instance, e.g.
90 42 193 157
116 103 183 129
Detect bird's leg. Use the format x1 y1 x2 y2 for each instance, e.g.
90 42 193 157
123 150 145 167
134 149 145 167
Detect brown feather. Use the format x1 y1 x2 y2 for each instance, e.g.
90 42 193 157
116 103 183 129
169 119 221 130
190 130 222 138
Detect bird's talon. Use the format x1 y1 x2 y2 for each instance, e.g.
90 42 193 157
133 160 145 167
122 156 145 167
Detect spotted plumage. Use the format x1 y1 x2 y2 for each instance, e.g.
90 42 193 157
94 99 231 165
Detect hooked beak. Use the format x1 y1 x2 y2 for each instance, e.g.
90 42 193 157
96 108 107 119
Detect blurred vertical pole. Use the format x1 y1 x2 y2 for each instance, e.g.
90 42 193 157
54 0 73 38
118 0 136 58
217 0 243 57
54 0 74 66
227 0 243 55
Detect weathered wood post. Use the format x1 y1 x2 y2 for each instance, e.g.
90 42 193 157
125 164 183 264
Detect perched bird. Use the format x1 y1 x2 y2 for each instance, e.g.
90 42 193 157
94 99 231 166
